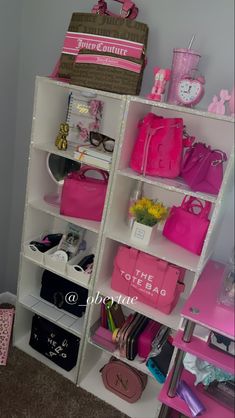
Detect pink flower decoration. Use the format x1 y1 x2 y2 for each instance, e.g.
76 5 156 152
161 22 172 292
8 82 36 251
77 123 89 141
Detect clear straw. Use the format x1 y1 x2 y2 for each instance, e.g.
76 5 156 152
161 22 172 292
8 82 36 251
188 34 196 50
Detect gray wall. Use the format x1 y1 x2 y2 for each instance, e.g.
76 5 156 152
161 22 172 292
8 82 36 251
0 0 22 292
3 0 235 293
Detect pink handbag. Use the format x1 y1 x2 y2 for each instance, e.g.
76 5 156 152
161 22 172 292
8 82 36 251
163 196 212 255
129 112 184 178
100 357 147 403
181 142 227 195
111 246 185 314
60 166 108 221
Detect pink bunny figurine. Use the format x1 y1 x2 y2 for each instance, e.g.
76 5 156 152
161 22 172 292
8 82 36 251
147 67 171 102
208 89 231 115
228 87 234 116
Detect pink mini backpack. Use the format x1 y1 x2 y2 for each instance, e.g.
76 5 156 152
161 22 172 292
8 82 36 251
130 112 184 178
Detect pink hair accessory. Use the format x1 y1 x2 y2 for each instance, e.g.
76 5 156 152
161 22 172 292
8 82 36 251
147 67 171 102
77 122 89 141
89 100 103 118
208 89 231 115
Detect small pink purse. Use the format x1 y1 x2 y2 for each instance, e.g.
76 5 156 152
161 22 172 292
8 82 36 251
111 246 185 314
163 196 212 255
130 112 184 178
60 166 108 221
181 142 227 195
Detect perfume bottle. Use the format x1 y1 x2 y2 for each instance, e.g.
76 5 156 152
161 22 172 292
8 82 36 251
127 181 143 228
219 248 235 308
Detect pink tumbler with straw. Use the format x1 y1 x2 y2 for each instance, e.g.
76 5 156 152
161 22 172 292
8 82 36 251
167 48 201 105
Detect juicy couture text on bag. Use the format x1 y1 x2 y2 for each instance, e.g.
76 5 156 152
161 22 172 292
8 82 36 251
58 11 148 94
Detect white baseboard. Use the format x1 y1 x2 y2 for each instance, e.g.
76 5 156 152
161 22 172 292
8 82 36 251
0 292 17 305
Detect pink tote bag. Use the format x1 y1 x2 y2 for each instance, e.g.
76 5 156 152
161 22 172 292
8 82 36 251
163 196 212 255
111 246 185 314
60 166 108 221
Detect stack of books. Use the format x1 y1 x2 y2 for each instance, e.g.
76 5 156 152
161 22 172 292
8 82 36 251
73 146 112 171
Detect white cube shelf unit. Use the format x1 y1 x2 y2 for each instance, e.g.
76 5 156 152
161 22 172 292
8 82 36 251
14 76 234 416
13 76 126 384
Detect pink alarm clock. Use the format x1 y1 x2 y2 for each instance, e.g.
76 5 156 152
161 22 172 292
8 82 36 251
176 72 205 107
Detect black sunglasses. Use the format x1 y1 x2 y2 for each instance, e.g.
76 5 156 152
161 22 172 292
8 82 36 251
89 131 115 153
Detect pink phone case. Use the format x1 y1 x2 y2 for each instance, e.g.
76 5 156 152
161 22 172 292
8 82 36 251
91 326 117 352
137 320 161 358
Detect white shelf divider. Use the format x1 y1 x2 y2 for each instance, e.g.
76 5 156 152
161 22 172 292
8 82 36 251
19 293 85 337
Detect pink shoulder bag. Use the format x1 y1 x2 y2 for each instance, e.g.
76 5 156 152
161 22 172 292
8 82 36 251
163 196 212 255
60 166 109 221
129 112 185 178
181 142 227 195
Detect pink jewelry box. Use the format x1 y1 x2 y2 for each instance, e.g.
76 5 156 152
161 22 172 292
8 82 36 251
138 320 161 358
0 308 14 366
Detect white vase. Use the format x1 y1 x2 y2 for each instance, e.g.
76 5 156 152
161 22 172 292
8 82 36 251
130 221 157 246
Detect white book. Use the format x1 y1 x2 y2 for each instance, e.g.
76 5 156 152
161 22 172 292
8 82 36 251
73 150 111 171
77 145 112 163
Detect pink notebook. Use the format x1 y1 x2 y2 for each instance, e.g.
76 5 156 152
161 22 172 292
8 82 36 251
0 308 14 366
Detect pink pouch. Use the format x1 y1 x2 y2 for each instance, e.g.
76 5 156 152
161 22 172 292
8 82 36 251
111 247 185 314
137 320 161 358
181 142 227 195
163 196 212 255
60 165 109 221
130 112 184 178
101 357 147 403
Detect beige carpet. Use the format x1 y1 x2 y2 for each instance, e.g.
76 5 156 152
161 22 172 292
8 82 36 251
0 347 128 418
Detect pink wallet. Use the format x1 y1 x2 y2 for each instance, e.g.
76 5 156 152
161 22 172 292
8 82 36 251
137 320 161 358
91 326 117 352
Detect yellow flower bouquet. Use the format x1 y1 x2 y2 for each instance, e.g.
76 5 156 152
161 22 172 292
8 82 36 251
130 197 169 227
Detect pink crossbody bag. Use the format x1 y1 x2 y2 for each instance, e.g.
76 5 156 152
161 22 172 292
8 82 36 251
181 142 227 195
100 357 147 403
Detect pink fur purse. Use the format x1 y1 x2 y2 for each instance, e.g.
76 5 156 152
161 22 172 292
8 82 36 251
130 113 184 178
